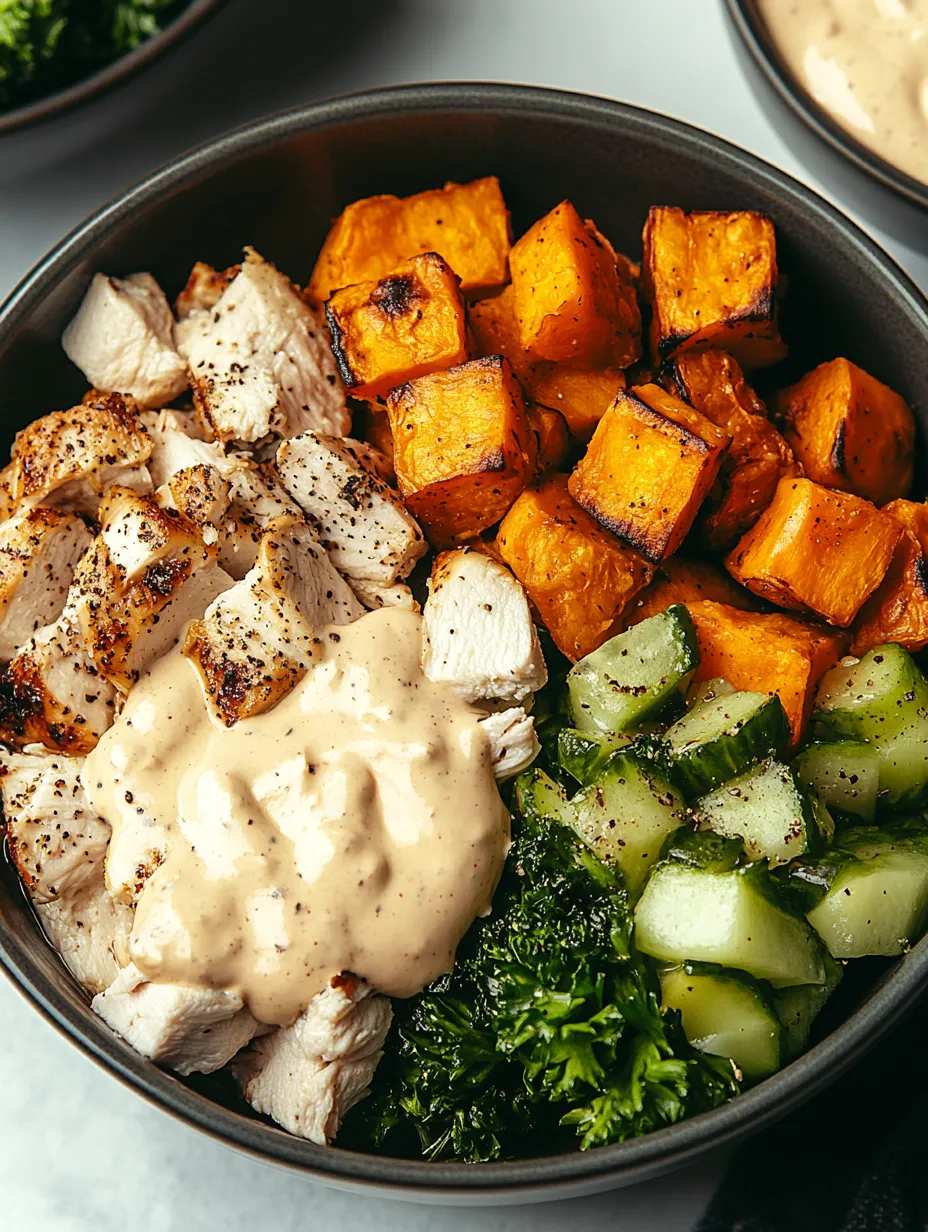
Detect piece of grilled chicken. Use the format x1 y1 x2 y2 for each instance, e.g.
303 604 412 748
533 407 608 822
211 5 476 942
0 507 93 661
0 747 132 993
0 393 153 520
234 975 392 1145
183 514 364 727
141 408 229 488
421 548 547 704
0 488 232 753
420 548 546 779
62 273 189 411
175 249 350 444
277 431 427 589
92 963 260 1076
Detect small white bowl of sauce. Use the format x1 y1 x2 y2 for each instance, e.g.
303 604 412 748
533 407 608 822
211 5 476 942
727 0 928 214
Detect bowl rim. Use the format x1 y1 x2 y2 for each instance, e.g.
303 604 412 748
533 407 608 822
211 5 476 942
724 0 928 213
0 0 228 139
3 81 928 1197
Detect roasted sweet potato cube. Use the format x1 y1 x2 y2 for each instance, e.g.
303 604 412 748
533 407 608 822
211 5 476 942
661 349 800 550
509 202 641 368
568 383 731 562
686 600 847 747
726 477 902 628
775 358 915 507
386 355 534 546
308 177 510 303
497 473 653 661
526 404 569 475
642 207 785 367
324 253 467 400
469 285 625 437
622 557 762 629
526 364 627 439
852 500 928 655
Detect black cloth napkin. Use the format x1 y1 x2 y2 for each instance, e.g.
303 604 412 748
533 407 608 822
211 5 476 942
695 993 928 1232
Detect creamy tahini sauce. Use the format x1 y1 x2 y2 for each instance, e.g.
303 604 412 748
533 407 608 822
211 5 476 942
84 607 510 1026
759 0 928 185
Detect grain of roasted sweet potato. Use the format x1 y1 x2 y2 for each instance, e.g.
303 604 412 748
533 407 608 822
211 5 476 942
852 499 928 655
686 599 847 747
527 404 570 474
324 253 467 400
661 350 800 550
622 556 762 628
726 477 902 628
386 355 534 547
568 383 731 562
497 473 653 661
642 207 785 368
308 177 511 303
469 284 626 437
775 358 914 507
509 201 641 368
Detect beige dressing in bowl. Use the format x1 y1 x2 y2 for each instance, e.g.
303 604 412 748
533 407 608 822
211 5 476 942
84 606 510 1027
759 0 928 186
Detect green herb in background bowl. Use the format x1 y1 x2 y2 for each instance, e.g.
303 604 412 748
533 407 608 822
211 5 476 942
0 0 185 110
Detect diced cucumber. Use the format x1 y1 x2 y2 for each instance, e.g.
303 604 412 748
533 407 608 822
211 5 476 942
514 766 574 828
663 827 743 873
634 861 825 987
809 793 835 845
568 606 699 736
565 751 689 893
813 645 928 807
660 963 782 1080
793 825 928 958
696 759 817 864
793 741 880 822
773 954 843 1060
686 677 736 708
873 720 928 810
666 691 789 798
557 727 630 786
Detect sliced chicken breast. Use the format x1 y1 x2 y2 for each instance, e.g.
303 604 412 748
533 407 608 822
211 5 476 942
0 745 132 993
92 962 259 1075
62 273 189 411
158 464 231 542
219 460 304 579
38 884 133 995
0 489 230 750
0 612 118 755
141 408 229 487
277 433 426 584
0 507 93 661
176 249 349 444
347 577 419 612
0 747 109 902
72 487 233 694
183 515 364 726
478 707 540 779
235 975 392 1144
174 260 240 320
4 393 153 518
421 549 547 704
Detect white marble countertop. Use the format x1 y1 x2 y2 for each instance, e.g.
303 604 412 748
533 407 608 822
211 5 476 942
1 2 926 1228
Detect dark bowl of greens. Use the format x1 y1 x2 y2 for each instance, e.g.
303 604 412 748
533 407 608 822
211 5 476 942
1 84 928 1204
0 0 226 136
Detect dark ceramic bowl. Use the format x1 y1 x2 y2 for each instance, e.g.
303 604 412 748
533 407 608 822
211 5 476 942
0 0 227 139
1 84 928 1205
724 0 928 246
